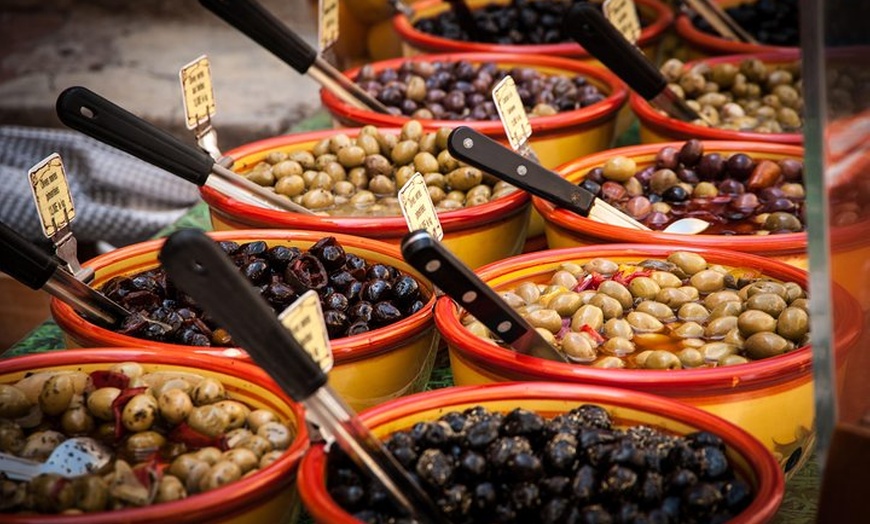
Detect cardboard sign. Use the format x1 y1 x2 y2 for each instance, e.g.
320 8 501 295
492 75 533 151
28 153 75 238
179 55 217 130
398 172 444 240
603 0 642 45
278 290 334 372
318 0 340 52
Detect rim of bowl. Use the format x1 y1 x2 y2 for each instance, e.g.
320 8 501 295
201 127 530 234
629 50 803 144
320 52 629 134
536 140 807 254
0 348 309 524
674 9 796 56
434 243 863 396
392 0 674 58
50 230 436 363
298 381 785 524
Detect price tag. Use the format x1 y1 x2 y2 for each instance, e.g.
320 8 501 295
398 172 444 240
278 290 334 373
28 153 75 238
492 75 533 152
318 0 340 53
603 0 642 45
179 55 217 130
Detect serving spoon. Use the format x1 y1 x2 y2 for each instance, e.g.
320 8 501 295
0 437 111 482
446 127 710 235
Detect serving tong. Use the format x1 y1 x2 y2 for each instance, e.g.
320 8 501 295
158 228 445 523
446 127 710 234
55 86 314 216
682 0 759 44
401 230 568 363
564 3 703 124
198 0 389 114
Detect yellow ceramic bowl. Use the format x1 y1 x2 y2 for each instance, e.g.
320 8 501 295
50 230 438 412
673 0 796 60
433 244 862 477
321 52 629 171
540 140 807 269
0 348 308 524
298 382 785 523
393 0 674 65
630 51 803 145
204 128 531 269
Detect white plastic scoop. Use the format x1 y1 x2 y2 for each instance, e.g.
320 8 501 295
0 437 111 481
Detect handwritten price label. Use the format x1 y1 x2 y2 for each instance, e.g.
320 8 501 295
492 75 533 151
398 172 444 240
603 0 641 45
318 0 340 52
278 290 334 372
28 153 75 238
179 55 216 130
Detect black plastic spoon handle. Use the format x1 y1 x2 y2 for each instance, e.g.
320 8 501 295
446 126 595 216
199 0 317 75
56 86 212 186
401 230 567 363
564 3 665 101
159 229 326 401
0 221 58 290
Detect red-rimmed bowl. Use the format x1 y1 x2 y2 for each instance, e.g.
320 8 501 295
674 0 796 60
393 0 674 63
539 140 807 268
297 382 785 523
50 230 438 412
203 128 531 269
0 348 308 523
630 51 803 145
320 52 629 170
433 244 862 477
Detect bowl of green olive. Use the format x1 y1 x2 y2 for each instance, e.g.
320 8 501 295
204 122 531 268
0 348 308 522
433 244 862 477
630 51 804 145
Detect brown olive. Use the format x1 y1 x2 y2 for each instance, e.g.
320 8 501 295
223 448 260 474
123 431 167 462
121 394 158 432
73 475 109 512
196 446 224 466
259 450 284 469
61 405 95 435
155 475 187 503
21 430 64 460
0 384 31 418
234 435 274 458
247 409 279 433
158 388 193 425
214 400 251 431
187 405 230 438
257 421 292 450
39 374 75 416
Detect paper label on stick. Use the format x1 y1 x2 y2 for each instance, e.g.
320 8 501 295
398 172 443 240
278 290 334 373
28 153 75 238
179 55 217 130
603 0 642 45
318 0 340 52
492 75 533 152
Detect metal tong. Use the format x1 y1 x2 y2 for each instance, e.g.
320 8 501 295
158 228 445 524
199 0 389 114
55 86 313 215
683 0 759 44
0 220 129 327
564 3 703 123
401 230 568 363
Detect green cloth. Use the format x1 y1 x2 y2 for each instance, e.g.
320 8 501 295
2 111 820 522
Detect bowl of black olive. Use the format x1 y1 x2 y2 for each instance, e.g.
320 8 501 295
675 0 798 58
320 52 629 170
393 0 673 62
49 231 438 412
0 348 308 522
297 382 785 523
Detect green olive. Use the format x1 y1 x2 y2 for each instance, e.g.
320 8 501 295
169 454 206 483
678 348 705 368
21 430 64 460
39 374 75 416
266 151 288 164
720 355 751 366
707 300 743 321
602 156 636 182
589 293 624 319
222 448 260 474
650 270 682 289
549 292 583 317
699 342 738 362
525 309 563 333
0 421 25 454
656 288 693 309
123 431 166 462
188 405 230 438
744 332 791 359
31 473 77 513
571 304 605 332
635 300 676 322
234 435 273 458
689 270 725 294
667 251 708 276
628 277 661 300
400 120 424 142
328 133 352 154
723 328 745 348
704 290 742 310
356 134 381 156
0 384 31 418
337 145 366 168
314 153 338 171
391 140 419 165
214 400 252 430
350 190 376 207
673 321 705 339
73 475 109 512
368 174 397 195
61 405 95 435
677 302 709 323
550 270 579 289
245 169 275 187
625 311 664 333
777 307 809 342
155 475 187 503
644 350 682 370
584 258 619 275
514 282 541 305
592 356 626 369
603 318 634 340
301 188 335 210
196 446 224 466
446 167 483 191
437 150 459 172
191 378 226 406
561 332 596 363
705 316 738 339
737 310 777 337
412 152 439 174
260 450 284 470
598 281 633 310
122 394 158 432
745 292 788 318
275 174 306 197
602 336 636 356
159 388 193 425
247 409 279 433
322 161 347 183
257 421 292 450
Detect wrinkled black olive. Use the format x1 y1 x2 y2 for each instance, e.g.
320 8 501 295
392 275 421 306
242 260 270 285
506 451 544 482
329 270 356 290
544 434 577 473
218 240 240 254
284 254 329 292
360 279 392 303
310 236 347 270
323 310 349 338
503 408 545 439
346 321 370 336
472 481 498 512
438 484 472 519
240 240 268 256
323 292 349 312
416 448 454 488
571 404 612 430
329 484 365 510
571 464 597 502
696 446 729 480
371 302 403 325
265 245 300 269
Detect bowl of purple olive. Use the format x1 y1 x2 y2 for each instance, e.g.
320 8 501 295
50 230 438 411
539 139 807 268
297 382 784 523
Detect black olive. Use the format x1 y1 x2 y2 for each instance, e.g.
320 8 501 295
345 281 364 301
502 408 545 440
639 471 664 506
487 436 532 469
422 421 455 449
540 497 570 524
544 434 577 473
416 448 454 488
371 302 403 326
360 279 392 303
310 236 347 270
329 270 357 290
683 482 723 517
346 321 370 336
265 245 300 269
180 328 210 346
571 464 597 502
240 240 268 257
510 482 540 511
323 310 349 339
493 503 517 523
662 185 689 203
457 450 487 480
323 292 349 312
617 502 640 523
266 282 296 309
571 404 612 430
392 275 421 306
579 503 612 523
284 254 329 292
243 260 270 285
580 179 602 196
472 481 498 512
438 484 472 519
667 468 698 494
696 446 729 480
121 290 161 311
218 240 240 254
348 301 374 322
329 484 366 510
506 451 543 482
722 478 752 513
660 495 682 519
